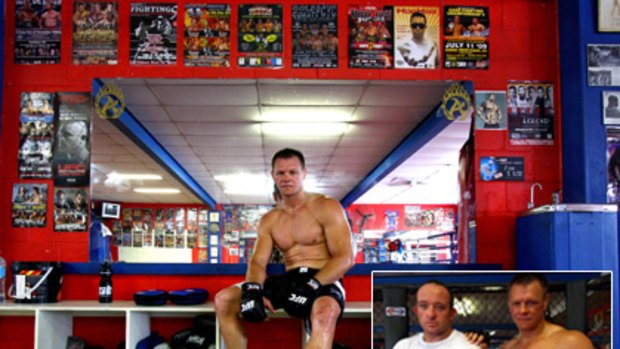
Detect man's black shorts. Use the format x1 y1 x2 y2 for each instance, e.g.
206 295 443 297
263 267 346 318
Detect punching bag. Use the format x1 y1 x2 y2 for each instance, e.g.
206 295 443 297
382 286 408 349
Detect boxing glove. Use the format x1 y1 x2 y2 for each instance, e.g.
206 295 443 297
240 282 267 322
284 277 321 318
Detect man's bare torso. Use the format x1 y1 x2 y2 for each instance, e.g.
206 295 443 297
502 323 566 349
266 193 331 270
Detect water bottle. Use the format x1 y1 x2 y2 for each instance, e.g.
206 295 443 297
98 261 112 303
0 254 6 303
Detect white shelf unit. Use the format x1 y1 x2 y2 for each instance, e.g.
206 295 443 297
0 301 371 348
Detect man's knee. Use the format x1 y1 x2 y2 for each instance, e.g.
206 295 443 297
215 286 241 315
311 297 340 328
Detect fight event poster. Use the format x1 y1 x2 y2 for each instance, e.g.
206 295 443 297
15 0 62 64
18 92 55 179
130 3 178 65
393 6 439 69
237 4 283 68
292 5 338 68
12 183 47 228
507 81 555 145
72 1 119 65
54 187 88 232
348 6 394 69
184 4 231 67
53 92 92 187
443 6 489 69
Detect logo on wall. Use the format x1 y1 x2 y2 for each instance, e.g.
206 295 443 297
95 82 126 120
441 83 473 121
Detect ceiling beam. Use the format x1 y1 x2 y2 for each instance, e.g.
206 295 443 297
340 81 474 207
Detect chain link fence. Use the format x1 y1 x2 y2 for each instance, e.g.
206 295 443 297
373 273 611 349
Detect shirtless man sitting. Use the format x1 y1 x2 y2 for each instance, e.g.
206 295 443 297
215 148 355 349
501 273 593 349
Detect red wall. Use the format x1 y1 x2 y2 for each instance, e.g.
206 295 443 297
1 0 561 268
0 0 560 346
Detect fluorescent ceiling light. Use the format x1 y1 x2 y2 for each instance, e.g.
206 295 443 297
134 188 180 194
262 122 348 137
108 172 163 180
259 109 353 122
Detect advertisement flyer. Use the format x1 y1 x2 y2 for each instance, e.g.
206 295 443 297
15 0 62 64
237 4 283 68
394 6 439 69
18 92 55 179
72 1 118 65
291 5 338 68
507 81 555 145
348 5 393 69
443 6 489 69
53 92 92 187
130 3 177 65
184 4 231 67
12 183 47 227
480 156 524 181
54 187 88 232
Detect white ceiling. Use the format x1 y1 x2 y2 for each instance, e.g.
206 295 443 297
91 79 471 206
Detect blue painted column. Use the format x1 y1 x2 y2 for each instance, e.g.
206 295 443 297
559 0 616 203
558 1 619 346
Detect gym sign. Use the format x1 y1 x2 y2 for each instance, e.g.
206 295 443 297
441 83 473 121
95 81 126 120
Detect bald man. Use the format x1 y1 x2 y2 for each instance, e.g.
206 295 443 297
501 273 593 349
394 280 481 349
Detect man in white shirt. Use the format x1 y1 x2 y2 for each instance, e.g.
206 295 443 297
393 280 481 349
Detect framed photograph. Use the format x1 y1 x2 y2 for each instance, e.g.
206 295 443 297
102 202 121 219
604 91 620 124
588 44 620 86
598 0 620 32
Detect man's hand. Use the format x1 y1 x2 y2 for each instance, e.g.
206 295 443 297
464 331 489 349
284 277 321 318
240 282 267 322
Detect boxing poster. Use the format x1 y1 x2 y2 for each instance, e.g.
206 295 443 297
607 129 620 203
130 3 177 65
184 4 231 67
72 1 119 65
292 5 338 68
14 0 62 64
587 44 620 86
53 187 88 232
479 156 524 181
394 6 439 69
237 4 283 68
475 91 507 130
53 92 92 187
348 6 394 69
18 92 55 179
443 6 489 69
12 183 47 228
507 81 555 145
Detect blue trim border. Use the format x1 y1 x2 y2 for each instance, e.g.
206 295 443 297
64 262 501 275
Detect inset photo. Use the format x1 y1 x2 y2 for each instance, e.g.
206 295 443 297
372 271 611 348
